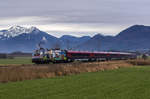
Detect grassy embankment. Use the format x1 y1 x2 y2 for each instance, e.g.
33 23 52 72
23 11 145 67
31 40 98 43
0 61 132 83
0 66 150 99
0 58 150 83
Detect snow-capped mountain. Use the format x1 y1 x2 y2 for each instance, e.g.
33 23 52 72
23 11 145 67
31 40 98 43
1 24 150 53
0 25 91 52
0 26 59 52
0 26 40 39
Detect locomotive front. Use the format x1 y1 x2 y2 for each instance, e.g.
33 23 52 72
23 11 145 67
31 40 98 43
32 48 50 64
32 49 68 64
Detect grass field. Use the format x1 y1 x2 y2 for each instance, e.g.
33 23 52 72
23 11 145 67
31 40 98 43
0 57 32 65
0 66 150 99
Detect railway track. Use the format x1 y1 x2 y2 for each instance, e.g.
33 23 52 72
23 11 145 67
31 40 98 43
0 60 131 69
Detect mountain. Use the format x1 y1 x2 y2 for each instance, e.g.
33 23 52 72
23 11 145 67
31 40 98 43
116 25 150 39
1 25 150 52
113 25 150 50
76 34 114 51
0 26 58 52
0 26 40 40
0 26 90 52
60 35 91 49
77 25 150 51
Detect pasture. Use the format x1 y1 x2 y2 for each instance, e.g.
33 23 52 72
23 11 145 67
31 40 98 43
0 57 32 65
0 66 150 99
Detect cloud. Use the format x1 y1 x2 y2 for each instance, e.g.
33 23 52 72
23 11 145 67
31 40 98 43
0 0 150 37
0 16 127 37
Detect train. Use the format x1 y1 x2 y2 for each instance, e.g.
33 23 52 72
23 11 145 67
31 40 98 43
32 48 137 64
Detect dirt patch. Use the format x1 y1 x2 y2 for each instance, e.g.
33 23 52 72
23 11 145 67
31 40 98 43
0 61 133 83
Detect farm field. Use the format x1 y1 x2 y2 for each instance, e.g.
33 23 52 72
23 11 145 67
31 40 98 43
0 57 32 65
0 66 150 99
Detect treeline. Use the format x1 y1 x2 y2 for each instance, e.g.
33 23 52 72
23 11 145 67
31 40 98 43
0 51 32 59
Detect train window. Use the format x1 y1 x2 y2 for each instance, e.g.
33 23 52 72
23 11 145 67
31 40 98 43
95 54 106 57
71 53 89 57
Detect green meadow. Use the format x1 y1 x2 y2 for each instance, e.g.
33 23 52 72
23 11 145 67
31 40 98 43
0 66 150 99
0 57 32 65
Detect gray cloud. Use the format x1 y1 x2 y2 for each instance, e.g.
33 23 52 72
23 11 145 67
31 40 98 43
0 0 150 37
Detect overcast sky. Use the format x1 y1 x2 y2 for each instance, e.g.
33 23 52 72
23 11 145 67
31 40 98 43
0 0 150 37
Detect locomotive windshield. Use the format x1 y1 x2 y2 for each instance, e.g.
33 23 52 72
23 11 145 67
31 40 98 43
33 48 46 56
